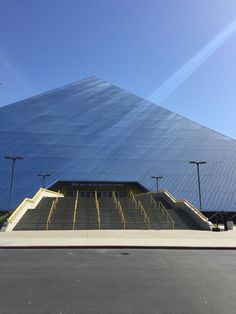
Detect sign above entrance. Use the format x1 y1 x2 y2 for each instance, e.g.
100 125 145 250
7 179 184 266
70 182 125 187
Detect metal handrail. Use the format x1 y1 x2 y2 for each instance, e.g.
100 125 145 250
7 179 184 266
46 200 55 230
55 191 60 207
148 192 174 229
46 191 60 230
113 191 125 229
159 201 175 229
131 192 150 229
112 191 118 208
148 192 157 209
95 191 101 229
73 191 78 230
130 191 137 209
138 201 150 229
117 200 126 229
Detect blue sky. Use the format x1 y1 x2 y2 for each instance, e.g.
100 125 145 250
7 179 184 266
1 0 236 138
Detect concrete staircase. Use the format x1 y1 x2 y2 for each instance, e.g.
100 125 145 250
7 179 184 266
48 197 74 230
158 196 202 230
99 198 123 229
13 193 203 231
74 198 98 230
119 197 148 229
135 194 173 229
135 193 202 230
14 197 55 230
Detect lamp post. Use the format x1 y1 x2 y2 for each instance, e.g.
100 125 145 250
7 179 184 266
5 155 24 211
38 173 50 188
189 161 206 211
151 176 163 196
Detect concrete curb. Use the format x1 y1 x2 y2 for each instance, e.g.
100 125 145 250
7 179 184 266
1 245 236 250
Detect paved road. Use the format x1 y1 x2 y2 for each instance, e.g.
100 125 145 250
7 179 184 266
0 249 236 314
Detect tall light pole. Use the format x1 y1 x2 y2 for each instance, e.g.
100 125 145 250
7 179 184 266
189 161 206 211
38 173 50 188
5 155 24 211
151 176 163 196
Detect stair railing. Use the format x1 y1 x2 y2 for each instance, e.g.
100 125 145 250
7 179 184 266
147 192 174 229
73 190 78 230
46 191 60 230
46 200 56 230
117 200 126 229
158 201 175 229
112 191 126 229
95 191 101 230
138 201 150 229
131 191 150 229
148 192 157 209
112 191 118 207
130 191 138 209
55 191 60 209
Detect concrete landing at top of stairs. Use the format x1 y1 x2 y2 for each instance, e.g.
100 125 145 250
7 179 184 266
0 228 236 249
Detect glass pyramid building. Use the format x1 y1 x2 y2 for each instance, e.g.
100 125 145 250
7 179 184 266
1 76 236 211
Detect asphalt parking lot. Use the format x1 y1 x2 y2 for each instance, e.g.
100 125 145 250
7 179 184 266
1 249 236 314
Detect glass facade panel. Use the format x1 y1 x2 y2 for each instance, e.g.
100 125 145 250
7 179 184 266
1 77 236 211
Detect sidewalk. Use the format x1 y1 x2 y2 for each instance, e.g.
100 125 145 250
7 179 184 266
0 228 236 248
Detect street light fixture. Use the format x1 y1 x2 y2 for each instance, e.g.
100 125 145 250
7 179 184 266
151 176 163 196
189 161 206 211
5 155 24 211
38 173 50 188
